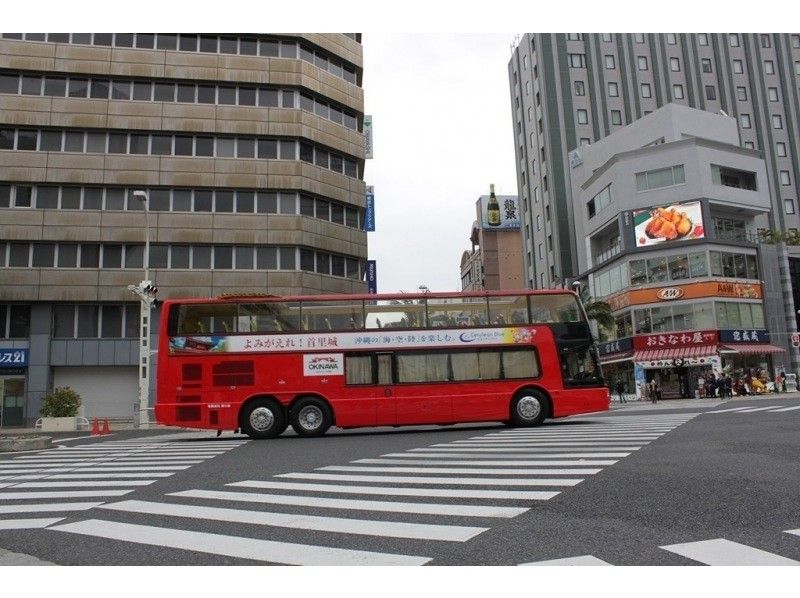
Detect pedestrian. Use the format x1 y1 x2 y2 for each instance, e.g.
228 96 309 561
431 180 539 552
778 370 787 393
724 374 732 399
615 379 626 404
697 374 705 398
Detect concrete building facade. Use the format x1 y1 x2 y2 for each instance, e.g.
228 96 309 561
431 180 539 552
0 33 366 426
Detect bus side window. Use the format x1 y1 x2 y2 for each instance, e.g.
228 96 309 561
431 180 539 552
377 353 393 385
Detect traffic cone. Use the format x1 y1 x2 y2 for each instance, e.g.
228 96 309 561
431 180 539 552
91 417 100 436
101 418 111 435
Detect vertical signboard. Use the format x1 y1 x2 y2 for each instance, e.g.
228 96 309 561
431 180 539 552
364 115 373 159
366 260 377 294
364 186 375 231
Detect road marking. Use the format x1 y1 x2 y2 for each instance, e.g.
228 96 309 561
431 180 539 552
101 500 487 542
319 466 603 475
0 490 133 500
229 480 559 501
0 518 65 530
354 458 619 466
276 472 582 487
0 502 103 514
50 519 431 566
704 407 760 414
406 447 642 453
11 480 156 488
520 555 611 566
171 489 527 518
771 405 800 413
15 456 211 462
382 452 632 459
660 538 800 565
430 441 652 447
455 436 662 442
730 406 782 413
0 466 191 473
784 529 800 537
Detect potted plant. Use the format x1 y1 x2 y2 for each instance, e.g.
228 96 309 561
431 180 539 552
40 386 82 432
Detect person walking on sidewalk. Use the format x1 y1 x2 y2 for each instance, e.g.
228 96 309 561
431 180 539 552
615 379 626 404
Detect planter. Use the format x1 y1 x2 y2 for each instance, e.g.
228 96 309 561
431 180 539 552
40 416 78 432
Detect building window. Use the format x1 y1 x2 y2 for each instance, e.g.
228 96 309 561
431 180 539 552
574 80 585 96
698 33 709 46
637 56 648 70
768 87 779 102
740 114 751 128
764 60 775 75
670 57 680 71
701 58 712 73
587 184 612 219
522 54 528 70
580 137 591 146
761 34 771 48
611 110 622 125
780 171 791 186
525 81 530 96
736 86 747 101
672 85 684 99
729 33 740 47
601 33 612 42
793 34 800 49
536 215 541 230
577 109 588 124
666 33 677 45
605 54 615 69
641 83 652 98
796 61 800 76
744 141 755 150
773 114 783 129
733 60 743 74
608 82 619 97
634 33 645 44
711 165 757 190
568 54 586 68
636 165 685 192
566 33 583 41
777 142 787 157
786 199 796 214
705 85 716 100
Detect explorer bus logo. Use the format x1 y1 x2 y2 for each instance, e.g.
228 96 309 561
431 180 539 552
303 354 344 376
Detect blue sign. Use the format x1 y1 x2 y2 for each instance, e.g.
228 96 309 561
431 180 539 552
718 329 769 343
366 260 377 294
364 186 375 232
0 348 28 368
634 364 646 383
598 337 633 356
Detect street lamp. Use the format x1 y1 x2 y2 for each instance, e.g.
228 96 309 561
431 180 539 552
128 190 155 428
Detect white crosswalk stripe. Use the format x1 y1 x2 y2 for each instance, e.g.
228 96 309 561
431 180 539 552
705 404 800 414
660 538 800 565
520 555 611 566
31 413 697 565
0 517 66 530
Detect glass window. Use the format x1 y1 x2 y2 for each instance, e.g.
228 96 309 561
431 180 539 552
32 243 55 267
16 129 38 151
257 139 278 159
217 86 235 104
258 88 279 107
61 187 81 209
14 186 32 207
86 132 106 153
0 73 19 93
124 304 140 338
745 255 758 279
647 257 668 282
709 251 722 277
671 303 694 332
101 305 123 338
192 246 211 269
215 190 234 213
103 245 122 268
279 194 296 215
63 131 84 152
197 84 215 104
0 128 14 150
236 191 254 213
89 79 109 99
151 134 172 155
650 306 673 332
195 136 213 157
149 189 170 211
346 355 373 385
177 83 196 103
689 252 708 277
256 247 277 269
106 132 127 155
257 192 277 213
279 248 296 270
239 87 256 106
124 244 143 268
77 305 98 337
629 260 647 285
734 254 747 278
219 36 238 54
0 184 11 208
21 74 42 95
259 39 279 56
668 255 689 280
171 245 190 268
216 136 235 156
8 243 29 267
174 135 193 156
129 134 149 154
214 246 233 269
171 190 190 212
178 34 198 51
634 308 651 334
82 188 101 210
156 33 177 50
153 82 174 102
316 252 330 275
53 305 75 338
130 80 151 101
194 190 212 212
80 244 100 267
199 35 218 53
235 246 253 270
237 138 255 158
35 186 59 209
44 76 66 96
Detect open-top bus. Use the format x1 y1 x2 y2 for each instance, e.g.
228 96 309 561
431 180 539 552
155 290 609 439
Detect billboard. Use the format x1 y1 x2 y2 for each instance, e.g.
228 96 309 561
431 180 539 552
480 195 521 230
633 201 704 247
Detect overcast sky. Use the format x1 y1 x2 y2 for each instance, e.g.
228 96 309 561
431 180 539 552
362 34 517 294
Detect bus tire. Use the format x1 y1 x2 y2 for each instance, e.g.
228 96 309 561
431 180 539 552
510 389 548 427
290 397 333 437
240 398 286 439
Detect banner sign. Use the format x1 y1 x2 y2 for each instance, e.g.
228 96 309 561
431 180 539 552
364 186 375 231
480 195 521 230
364 115 373 159
303 353 344 376
169 327 537 355
633 201 705 247
0 348 28 368
633 330 717 350
597 337 633 356
366 260 377 294
718 329 769 343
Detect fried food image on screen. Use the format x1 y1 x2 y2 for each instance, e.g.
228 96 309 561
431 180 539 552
644 207 692 241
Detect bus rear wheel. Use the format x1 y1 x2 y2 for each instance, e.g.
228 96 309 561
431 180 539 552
240 399 286 439
510 390 548 427
290 397 333 437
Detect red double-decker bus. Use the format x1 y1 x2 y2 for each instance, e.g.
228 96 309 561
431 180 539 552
155 290 609 439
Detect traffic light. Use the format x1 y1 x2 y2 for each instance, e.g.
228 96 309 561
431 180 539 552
129 280 158 305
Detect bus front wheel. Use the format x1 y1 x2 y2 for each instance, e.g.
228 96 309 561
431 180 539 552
240 399 287 439
290 397 333 437
510 390 548 427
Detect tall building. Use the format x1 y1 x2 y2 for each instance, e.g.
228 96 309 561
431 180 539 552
460 191 523 291
508 33 800 338
0 33 366 426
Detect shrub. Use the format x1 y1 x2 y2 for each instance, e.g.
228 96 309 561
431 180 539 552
40 386 82 418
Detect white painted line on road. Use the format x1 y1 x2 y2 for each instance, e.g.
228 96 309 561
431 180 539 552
0 518 65 530
319 466 602 475
381 452 632 459
704 407 761 414
660 538 800 565
101 500 488 542
432 441 652 447
520 555 611 566
770 405 800 413
15 455 213 461
458 436 662 442
50 519 431 566
0 462 199 469
0 502 104 514
278 472 582 487
784 529 800 537
12 480 156 488
728 406 782 413
46 472 173 479
230 480 559 501
407 446 642 453
171 489 528 518
353 458 619 466
0 490 133 500
0 466 191 473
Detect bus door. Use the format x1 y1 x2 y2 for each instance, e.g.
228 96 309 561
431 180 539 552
375 353 395 426
393 352 453 425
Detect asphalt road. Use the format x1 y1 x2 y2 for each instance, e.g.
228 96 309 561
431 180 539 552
1 395 799 566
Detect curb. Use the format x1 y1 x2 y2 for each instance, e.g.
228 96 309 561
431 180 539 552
0 435 53 452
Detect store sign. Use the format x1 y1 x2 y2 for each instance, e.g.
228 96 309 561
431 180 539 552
633 330 717 350
366 260 377 294
607 281 763 310
364 186 375 231
0 348 28 368
657 287 684 300
364 115 373 159
480 195 521 230
639 355 720 369
718 329 769 343
597 337 633 356
632 201 705 247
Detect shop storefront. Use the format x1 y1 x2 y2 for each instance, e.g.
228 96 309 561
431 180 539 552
718 329 786 385
0 348 28 428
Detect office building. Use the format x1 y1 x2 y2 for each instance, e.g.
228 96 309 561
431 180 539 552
0 33 366 426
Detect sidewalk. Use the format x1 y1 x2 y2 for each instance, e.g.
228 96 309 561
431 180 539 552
609 391 798 412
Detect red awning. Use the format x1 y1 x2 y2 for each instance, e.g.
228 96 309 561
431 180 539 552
599 352 633 365
634 345 718 361
720 343 786 355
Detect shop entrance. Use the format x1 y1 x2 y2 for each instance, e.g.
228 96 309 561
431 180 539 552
0 375 26 427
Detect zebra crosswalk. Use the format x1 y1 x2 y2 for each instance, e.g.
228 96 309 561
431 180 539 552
704 404 800 415
521 531 800 566
47 414 699 565
0 437 246 528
